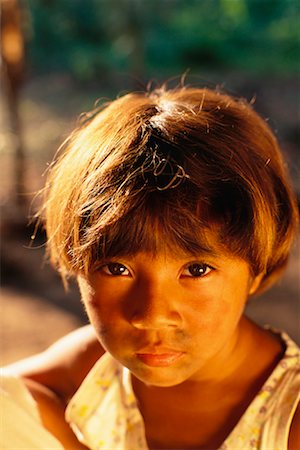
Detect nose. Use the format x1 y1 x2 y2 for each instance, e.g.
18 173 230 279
129 279 182 330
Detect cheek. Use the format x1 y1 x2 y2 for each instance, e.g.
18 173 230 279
183 276 248 331
77 275 95 299
185 295 231 336
77 276 128 345
78 277 109 327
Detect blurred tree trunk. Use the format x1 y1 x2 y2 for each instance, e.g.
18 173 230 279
1 0 26 208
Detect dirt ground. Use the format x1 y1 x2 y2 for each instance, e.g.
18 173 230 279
1 287 82 365
1 218 89 366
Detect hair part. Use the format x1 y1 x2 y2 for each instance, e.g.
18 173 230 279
41 85 299 294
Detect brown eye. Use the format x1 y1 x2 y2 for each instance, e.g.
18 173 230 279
183 263 213 278
102 263 129 276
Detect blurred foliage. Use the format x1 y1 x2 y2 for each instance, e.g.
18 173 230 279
23 0 300 81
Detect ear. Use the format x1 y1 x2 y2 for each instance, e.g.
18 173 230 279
249 272 264 295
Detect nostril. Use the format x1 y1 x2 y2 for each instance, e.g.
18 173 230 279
127 281 183 330
130 310 182 330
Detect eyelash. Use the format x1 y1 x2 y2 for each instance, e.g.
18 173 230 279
100 263 130 277
181 263 214 279
98 262 215 279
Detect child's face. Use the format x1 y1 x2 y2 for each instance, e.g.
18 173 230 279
78 247 261 387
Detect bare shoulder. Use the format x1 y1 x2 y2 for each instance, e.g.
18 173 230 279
289 401 300 450
4 325 104 401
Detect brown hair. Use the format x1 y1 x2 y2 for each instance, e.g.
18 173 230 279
41 86 299 294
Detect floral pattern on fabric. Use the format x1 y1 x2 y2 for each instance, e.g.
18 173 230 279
66 352 147 449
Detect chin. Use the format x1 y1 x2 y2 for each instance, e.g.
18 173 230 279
130 365 191 388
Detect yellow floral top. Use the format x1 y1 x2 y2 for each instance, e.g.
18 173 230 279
66 332 300 450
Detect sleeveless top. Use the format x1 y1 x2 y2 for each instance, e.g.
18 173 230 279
66 331 300 450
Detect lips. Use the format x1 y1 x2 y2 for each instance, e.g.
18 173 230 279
135 347 185 367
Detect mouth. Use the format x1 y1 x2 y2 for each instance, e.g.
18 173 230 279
135 348 185 367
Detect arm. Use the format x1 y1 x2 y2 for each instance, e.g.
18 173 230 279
25 378 88 449
289 401 300 450
4 324 105 402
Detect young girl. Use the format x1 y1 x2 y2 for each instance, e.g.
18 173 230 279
2 86 300 449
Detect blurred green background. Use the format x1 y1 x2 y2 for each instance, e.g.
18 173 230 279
1 0 299 362
2 0 299 204
27 0 299 79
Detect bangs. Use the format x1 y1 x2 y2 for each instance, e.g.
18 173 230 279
73 134 256 273
79 183 254 274
92 194 216 262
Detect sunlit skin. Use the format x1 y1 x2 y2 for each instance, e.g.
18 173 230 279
78 247 284 448
77 248 263 389
76 246 289 448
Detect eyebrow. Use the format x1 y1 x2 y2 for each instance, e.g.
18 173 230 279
177 249 220 261
105 245 220 262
